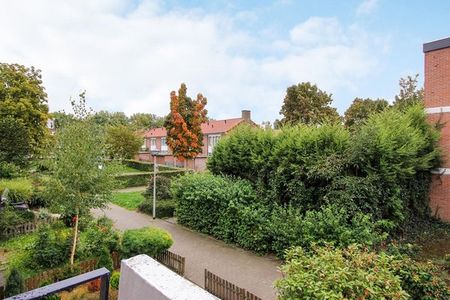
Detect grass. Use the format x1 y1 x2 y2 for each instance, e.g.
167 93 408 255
0 232 39 277
111 192 145 210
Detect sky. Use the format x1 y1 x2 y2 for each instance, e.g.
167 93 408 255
0 0 449 124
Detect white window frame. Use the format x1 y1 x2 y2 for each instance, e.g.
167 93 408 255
208 134 221 155
161 137 168 152
150 138 157 151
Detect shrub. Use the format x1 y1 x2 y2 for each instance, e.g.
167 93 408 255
0 178 33 203
142 175 172 200
31 225 71 268
116 173 150 188
78 218 121 259
123 159 153 171
5 268 25 297
0 206 35 233
0 161 20 179
391 257 450 300
276 245 408 300
96 247 113 271
110 271 120 290
121 227 173 259
138 199 176 218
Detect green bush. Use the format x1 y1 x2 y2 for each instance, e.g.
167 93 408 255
121 227 173 259
0 161 20 179
31 225 72 268
276 245 408 300
123 159 153 171
0 206 35 234
78 217 121 259
142 175 172 200
5 267 25 297
110 271 120 290
0 178 33 203
138 199 176 218
391 257 450 300
96 247 113 271
116 173 150 187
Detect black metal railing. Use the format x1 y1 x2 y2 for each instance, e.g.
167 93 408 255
4 268 110 300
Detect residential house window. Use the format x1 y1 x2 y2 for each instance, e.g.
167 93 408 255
161 137 168 152
208 134 221 155
150 138 157 151
141 138 148 151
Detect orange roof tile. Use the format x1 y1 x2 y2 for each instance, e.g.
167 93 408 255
143 118 245 138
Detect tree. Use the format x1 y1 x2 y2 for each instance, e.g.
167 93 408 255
45 94 116 265
280 82 340 125
91 110 128 127
0 63 49 153
0 116 30 166
105 125 142 159
164 83 207 161
51 110 76 129
344 98 389 128
393 74 424 110
130 113 164 130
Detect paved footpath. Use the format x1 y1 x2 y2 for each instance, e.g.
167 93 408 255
92 204 282 300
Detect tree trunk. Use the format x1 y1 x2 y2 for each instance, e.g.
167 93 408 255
70 212 79 266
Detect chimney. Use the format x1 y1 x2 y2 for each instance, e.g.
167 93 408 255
241 110 251 121
423 36 450 222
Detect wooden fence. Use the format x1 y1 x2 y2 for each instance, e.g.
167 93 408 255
155 250 185 276
24 259 97 291
1 217 58 238
204 269 262 300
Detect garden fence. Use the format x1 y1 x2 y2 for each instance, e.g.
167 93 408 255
24 258 97 291
204 269 261 300
1 217 58 238
155 250 185 276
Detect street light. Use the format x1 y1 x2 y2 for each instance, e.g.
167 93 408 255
150 151 159 219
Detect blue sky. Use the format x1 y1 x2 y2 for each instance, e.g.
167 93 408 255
1 0 449 123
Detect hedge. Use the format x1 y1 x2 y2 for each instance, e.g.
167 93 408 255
121 227 173 258
116 170 188 188
138 199 176 218
123 159 182 172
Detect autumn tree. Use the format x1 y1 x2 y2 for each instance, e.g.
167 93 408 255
0 63 49 154
45 93 116 266
344 98 389 128
164 83 207 161
393 74 424 110
280 82 340 125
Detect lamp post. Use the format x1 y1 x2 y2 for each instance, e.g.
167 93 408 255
151 151 158 219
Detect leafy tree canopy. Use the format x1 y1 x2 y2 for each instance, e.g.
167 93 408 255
130 113 164 130
105 124 142 159
344 98 389 128
164 83 207 160
280 82 341 126
0 63 49 153
0 117 30 166
91 110 128 127
393 74 424 110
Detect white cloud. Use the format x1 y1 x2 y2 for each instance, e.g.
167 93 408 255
356 0 380 15
0 1 387 122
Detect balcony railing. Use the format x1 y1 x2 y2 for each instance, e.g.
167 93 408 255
5 268 110 300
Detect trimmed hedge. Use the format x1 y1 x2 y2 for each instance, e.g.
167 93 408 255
123 159 182 172
116 170 188 188
138 199 176 218
121 227 173 258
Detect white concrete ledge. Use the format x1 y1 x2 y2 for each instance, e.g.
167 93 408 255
118 255 219 300
425 106 450 114
431 168 450 175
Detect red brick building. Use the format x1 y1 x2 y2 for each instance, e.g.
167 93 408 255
424 37 450 221
138 110 254 170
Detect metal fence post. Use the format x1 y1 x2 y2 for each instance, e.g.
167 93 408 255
99 272 110 300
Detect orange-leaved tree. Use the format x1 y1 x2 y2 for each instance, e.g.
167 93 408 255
164 83 207 161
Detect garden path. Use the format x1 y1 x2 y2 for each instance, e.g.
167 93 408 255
92 204 282 300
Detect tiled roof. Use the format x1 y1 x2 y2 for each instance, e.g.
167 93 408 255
143 118 245 138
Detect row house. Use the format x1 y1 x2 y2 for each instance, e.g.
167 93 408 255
138 110 253 170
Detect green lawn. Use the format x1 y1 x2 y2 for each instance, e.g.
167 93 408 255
0 232 40 277
111 192 145 210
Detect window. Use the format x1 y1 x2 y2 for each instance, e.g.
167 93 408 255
161 137 168 152
141 138 148 151
150 138 157 151
208 134 221 155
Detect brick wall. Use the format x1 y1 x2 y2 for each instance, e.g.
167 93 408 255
424 37 450 221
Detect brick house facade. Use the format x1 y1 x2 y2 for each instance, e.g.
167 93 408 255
137 110 253 170
424 37 450 221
